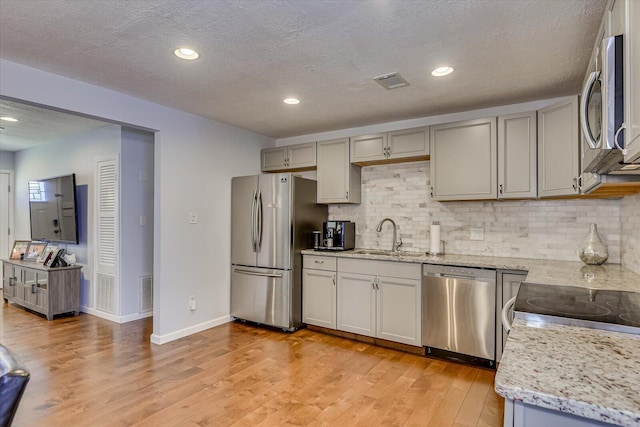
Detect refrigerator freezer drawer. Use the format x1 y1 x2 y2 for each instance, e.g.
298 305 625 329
231 266 292 329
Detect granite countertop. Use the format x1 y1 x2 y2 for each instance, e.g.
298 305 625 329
495 318 640 426
302 248 640 425
302 249 640 292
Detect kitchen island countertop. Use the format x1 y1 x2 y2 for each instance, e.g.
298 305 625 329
302 249 640 425
495 317 640 426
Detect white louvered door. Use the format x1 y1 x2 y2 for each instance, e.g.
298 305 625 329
95 159 119 314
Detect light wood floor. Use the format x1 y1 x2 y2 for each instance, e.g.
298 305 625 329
1 294 504 426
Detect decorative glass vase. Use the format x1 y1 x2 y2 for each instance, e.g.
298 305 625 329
579 223 608 265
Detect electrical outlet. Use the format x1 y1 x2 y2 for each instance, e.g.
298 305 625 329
470 227 485 241
189 295 197 311
189 212 197 224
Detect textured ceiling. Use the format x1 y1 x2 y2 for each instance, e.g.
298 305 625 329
0 0 606 140
0 99 109 151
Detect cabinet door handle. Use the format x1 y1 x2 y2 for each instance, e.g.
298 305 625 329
32 283 37 294
314 260 324 264
499 184 503 194
332 275 336 286
572 177 578 191
430 186 434 198
345 191 349 200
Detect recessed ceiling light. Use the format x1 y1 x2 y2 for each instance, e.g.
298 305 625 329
431 66 454 77
174 47 200 60
283 98 300 105
0 116 18 122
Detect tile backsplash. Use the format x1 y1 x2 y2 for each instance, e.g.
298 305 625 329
621 194 640 275
329 162 623 263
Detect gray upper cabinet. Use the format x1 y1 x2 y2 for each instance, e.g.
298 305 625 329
498 112 538 199
538 96 580 198
616 0 640 163
261 142 316 172
430 118 497 201
350 133 387 164
317 138 361 204
351 127 429 165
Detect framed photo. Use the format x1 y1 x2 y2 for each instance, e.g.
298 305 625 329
49 249 66 268
9 240 30 260
24 241 47 262
39 245 58 264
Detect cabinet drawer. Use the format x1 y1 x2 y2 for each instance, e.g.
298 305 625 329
338 258 421 280
303 255 337 271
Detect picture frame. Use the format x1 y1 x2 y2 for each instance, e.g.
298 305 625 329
49 249 66 268
9 240 30 260
39 245 58 264
24 241 47 262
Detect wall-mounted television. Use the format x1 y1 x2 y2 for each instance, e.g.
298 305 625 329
29 173 79 244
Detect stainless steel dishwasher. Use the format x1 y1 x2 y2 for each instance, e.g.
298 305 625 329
423 264 496 368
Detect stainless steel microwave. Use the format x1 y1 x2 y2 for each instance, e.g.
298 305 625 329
581 34 640 174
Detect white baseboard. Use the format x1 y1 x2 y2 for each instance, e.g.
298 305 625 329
81 306 153 323
150 315 233 345
119 311 153 323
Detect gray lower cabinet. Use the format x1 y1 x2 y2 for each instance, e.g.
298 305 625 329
504 399 612 427
496 271 527 362
537 96 580 198
302 255 337 329
316 138 361 204
2 259 81 320
336 258 422 347
430 117 498 201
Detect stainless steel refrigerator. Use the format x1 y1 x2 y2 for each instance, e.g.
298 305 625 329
231 173 327 330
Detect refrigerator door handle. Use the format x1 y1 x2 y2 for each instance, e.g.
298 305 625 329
257 190 263 251
250 190 257 252
233 267 283 278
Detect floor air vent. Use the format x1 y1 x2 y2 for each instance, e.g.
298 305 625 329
96 273 116 314
140 275 153 313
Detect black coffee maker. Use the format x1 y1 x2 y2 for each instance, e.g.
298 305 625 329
321 221 355 250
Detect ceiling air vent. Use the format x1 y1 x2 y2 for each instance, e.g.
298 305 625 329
374 72 410 90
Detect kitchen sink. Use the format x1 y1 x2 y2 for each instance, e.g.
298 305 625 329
351 249 425 257
352 249 390 255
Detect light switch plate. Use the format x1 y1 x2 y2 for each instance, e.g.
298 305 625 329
470 227 485 241
189 212 197 224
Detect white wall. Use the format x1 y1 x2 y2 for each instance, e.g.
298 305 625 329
14 124 121 308
119 127 154 320
0 59 274 344
0 150 15 170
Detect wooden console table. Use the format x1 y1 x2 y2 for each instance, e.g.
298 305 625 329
2 259 81 320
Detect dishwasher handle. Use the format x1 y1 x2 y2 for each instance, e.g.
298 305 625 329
425 272 492 282
502 296 517 333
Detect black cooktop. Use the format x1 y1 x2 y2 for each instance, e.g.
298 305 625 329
514 282 640 334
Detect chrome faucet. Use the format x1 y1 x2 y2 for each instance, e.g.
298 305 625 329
376 218 403 252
